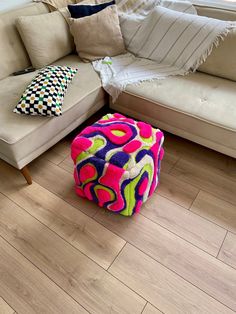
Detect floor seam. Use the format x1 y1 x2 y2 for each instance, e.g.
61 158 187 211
189 190 236 235
107 241 127 272
166 171 236 208
0 190 120 272
140 211 225 258
0 295 16 314
0 234 91 314
188 189 201 210
166 156 181 174
155 189 199 210
141 301 148 314
216 230 228 259
0 196 148 310
108 241 236 313
92 213 236 312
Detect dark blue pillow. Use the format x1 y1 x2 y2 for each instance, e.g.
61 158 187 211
68 1 115 19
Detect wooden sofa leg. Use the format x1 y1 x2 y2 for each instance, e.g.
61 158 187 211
20 166 32 185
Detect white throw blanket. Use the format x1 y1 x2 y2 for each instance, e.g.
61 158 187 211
93 1 232 102
116 0 160 16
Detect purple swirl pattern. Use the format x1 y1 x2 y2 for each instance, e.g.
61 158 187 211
71 113 164 216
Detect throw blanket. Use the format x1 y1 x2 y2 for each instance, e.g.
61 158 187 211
93 1 232 102
116 0 160 16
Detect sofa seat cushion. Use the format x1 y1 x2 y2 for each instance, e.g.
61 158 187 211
122 72 236 131
0 54 105 169
112 72 236 156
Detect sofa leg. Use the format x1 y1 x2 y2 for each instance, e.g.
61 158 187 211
20 166 32 185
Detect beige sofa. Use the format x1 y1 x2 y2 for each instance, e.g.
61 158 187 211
112 6 236 159
0 2 235 184
0 3 106 183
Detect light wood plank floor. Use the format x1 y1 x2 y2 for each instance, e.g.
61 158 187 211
0 111 236 314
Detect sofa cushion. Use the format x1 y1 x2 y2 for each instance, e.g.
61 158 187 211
0 55 105 169
16 11 74 69
70 5 126 62
119 72 236 130
112 72 236 156
14 66 78 116
198 28 236 82
0 3 49 80
196 5 236 21
195 5 236 82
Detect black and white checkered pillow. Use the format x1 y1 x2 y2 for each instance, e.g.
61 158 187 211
14 66 78 117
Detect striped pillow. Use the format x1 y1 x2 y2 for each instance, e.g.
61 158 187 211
124 5 231 71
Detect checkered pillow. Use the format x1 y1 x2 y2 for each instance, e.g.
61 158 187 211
14 66 78 117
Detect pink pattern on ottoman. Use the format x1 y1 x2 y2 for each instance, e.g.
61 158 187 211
71 113 164 216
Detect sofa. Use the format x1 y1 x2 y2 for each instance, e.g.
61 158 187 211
0 2 235 184
112 5 236 159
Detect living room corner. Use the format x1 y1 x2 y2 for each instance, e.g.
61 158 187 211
0 0 235 313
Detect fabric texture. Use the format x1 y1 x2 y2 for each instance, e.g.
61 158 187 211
93 3 233 101
116 71 236 131
58 1 98 22
198 28 236 81
111 103 236 158
0 54 105 169
126 6 231 66
14 66 78 117
35 0 76 11
71 113 164 216
68 0 115 18
196 5 236 21
111 71 236 157
116 0 160 16
70 5 126 62
0 3 49 80
35 0 110 11
119 0 197 53
58 6 71 21
16 11 74 69
160 0 197 14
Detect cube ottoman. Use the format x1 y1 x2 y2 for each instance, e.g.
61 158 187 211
71 113 164 216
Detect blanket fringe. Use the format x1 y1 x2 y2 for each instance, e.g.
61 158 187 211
109 69 187 103
111 21 235 102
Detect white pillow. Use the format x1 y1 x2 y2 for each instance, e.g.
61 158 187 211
16 11 74 69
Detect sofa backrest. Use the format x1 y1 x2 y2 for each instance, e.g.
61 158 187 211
196 5 236 20
0 2 235 81
0 3 49 80
195 5 236 82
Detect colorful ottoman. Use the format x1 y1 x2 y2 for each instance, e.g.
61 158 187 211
71 113 164 216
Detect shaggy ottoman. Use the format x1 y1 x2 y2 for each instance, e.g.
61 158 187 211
71 113 164 216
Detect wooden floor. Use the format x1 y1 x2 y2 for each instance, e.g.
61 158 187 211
0 111 236 314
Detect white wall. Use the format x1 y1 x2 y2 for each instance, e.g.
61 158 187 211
0 0 31 12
